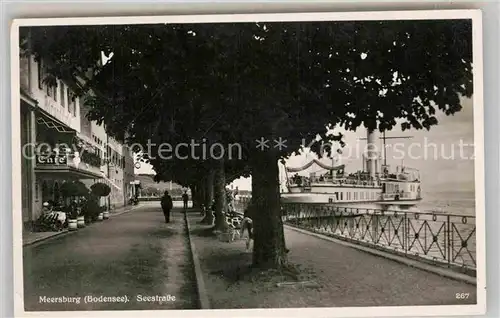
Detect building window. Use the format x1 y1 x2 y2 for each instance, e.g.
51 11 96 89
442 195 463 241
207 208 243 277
70 96 75 116
72 97 78 117
68 89 77 115
44 78 58 100
37 61 44 89
67 88 73 114
53 81 58 102
60 83 66 107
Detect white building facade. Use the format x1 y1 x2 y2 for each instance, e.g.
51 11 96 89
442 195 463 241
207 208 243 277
19 51 133 228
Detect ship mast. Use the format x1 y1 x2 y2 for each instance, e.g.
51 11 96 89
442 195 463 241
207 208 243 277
383 131 387 167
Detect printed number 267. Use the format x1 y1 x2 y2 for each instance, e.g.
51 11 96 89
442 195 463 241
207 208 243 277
456 293 470 300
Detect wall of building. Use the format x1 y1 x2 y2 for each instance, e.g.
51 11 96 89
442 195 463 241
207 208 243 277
108 136 125 207
28 56 81 133
123 144 136 201
20 53 134 222
88 122 130 208
79 100 93 140
21 104 31 222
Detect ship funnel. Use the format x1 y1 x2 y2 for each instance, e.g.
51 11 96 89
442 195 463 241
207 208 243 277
365 129 379 179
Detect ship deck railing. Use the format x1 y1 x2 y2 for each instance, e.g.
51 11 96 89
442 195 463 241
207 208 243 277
233 198 476 277
289 178 380 188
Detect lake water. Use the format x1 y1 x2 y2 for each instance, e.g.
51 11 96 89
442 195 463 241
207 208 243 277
417 190 476 216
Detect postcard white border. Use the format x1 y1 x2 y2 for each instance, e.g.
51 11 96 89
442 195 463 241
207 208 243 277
10 9 485 318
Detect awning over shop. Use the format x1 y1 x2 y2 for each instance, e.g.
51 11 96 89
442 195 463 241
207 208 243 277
36 110 76 134
35 165 104 180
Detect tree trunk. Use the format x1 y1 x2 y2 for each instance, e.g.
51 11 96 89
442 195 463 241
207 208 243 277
190 183 200 209
213 158 228 233
251 151 287 269
196 180 205 210
200 169 215 225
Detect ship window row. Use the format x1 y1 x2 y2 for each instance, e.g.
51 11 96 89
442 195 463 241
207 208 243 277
335 191 377 201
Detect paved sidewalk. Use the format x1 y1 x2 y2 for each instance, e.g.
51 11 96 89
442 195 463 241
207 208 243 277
22 229 70 246
283 225 476 307
22 204 141 246
24 203 197 311
188 214 476 309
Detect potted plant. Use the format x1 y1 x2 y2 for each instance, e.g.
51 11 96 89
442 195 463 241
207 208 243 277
90 182 111 219
82 195 101 223
77 209 86 228
62 203 78 231
97 206 104 221
60 181 89 230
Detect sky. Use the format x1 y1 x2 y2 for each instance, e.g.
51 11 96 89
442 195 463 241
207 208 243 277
136 96 476 193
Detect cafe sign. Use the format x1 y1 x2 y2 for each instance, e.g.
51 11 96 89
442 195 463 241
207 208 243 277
36 154 68 165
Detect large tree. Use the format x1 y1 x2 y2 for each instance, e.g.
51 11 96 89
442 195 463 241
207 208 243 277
23 18 473 269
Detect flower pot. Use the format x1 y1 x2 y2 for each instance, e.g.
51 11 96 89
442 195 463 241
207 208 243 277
218 232 233 243
97 213 104 221
103 211 110 219
77 216 85 228
68 219 78 231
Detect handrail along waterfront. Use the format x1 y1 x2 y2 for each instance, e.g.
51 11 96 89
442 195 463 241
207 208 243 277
233 197 476 276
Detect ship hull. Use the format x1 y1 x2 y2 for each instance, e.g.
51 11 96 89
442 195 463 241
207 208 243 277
281 192 421 210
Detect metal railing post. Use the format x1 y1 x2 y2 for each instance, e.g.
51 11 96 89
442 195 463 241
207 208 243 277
403 212 407 255
372 213 379 244
405 213 409 255
447 215 451 267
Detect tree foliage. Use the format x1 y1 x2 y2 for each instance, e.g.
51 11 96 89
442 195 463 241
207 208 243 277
23 20 472 159
60 180 89 198
90 182 111 197
22 19 473 268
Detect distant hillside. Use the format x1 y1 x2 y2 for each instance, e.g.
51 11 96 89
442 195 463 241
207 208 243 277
136 174 184 194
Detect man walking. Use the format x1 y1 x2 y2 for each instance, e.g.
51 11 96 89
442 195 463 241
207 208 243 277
182 191 189 211
161 191 173 223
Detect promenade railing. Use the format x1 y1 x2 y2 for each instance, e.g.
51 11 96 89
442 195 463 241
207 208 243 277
234 198 476 276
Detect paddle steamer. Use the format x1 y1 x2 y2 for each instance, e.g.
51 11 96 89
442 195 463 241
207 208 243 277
281 129 422 210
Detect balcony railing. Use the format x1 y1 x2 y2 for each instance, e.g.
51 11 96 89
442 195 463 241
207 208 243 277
289 176 380 188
